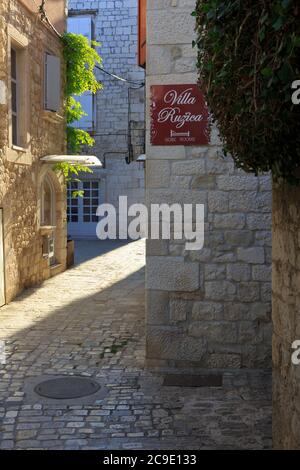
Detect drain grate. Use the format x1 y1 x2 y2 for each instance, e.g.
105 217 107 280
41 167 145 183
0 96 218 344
34 377 100 399
163 374 223 388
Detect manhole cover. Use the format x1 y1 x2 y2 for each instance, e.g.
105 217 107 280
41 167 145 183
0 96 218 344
34 377 100 399
163 374 223 388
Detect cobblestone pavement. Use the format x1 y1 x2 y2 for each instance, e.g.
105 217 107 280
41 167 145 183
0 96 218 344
0 240 271 449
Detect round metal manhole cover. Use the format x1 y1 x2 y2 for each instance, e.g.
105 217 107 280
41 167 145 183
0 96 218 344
34 377 100 399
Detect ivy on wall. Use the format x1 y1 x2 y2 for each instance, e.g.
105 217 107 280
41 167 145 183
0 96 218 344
62 32 102 153
54 33 103 192
193 0 300 184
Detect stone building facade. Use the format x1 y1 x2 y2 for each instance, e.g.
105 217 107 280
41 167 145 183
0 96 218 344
145 0 272 369
67 0 145 238
273 182 300 448
0 0 67 304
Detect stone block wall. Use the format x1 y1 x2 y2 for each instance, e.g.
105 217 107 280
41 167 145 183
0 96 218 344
273 181 300 448
145 0 272 369
0 0 67 303
68 0 145 219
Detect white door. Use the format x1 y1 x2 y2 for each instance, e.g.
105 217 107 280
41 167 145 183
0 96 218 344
67 180 101 238
0 209 5 307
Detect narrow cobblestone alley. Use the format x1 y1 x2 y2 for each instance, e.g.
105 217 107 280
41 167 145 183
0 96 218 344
0 240 271 450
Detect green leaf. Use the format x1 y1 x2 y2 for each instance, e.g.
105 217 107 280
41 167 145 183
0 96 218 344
261 67 273 77
277 62 293 82
272 17 284 31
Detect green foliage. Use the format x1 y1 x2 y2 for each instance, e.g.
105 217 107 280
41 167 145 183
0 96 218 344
194 0 300 183
53 162 93 197
53 33 103 191
61 32 102 154
62 33 102 97
67 126 95 155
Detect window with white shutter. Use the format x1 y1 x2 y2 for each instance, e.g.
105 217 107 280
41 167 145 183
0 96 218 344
67 16 92 40
44 54 61 112
67 15 95 130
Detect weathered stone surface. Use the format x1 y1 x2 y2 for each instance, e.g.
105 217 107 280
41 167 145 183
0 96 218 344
224 230 253 246
188 321 238 343
146 326 207 361
237 282 260 302
205 281 236 301
169 298 189 322
217 175 258 191
192 301 223 321
247 213 272 230
172 160 206 176
252 265 272 281
147 7 195 45
146 160 170 188
147 257 200 292
204 353 242 368
146 239 169 256
191 175 216 190
208 192 229 213
237 247 265 264
227 264 251 282
205 264 226 281
146 290 170 325
214 214 246 229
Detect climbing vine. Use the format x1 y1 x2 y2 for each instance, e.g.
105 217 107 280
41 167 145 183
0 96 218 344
62 32 102 153
194 0 300 184
54 33 103 189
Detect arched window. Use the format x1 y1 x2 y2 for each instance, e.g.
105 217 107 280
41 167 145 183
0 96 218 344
41 175 55 226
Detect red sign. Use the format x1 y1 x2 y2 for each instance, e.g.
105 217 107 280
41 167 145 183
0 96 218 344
150 84 210 146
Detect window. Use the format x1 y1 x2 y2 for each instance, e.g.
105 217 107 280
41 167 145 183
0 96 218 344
82 181 99 223
67 181 79 223
41 176 55 226
67 15 95 130
67 16 92 40
44 53 61 112
7 25 29 158
11 48 19 146
67 181 100 224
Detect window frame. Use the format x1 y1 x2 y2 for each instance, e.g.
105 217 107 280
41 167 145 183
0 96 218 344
41 175 56 227
44 52 61 113
7 25 29 154
67 13 97 131
10 47 19 146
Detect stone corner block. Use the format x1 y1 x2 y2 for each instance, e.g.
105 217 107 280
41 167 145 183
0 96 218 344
146 256 199 292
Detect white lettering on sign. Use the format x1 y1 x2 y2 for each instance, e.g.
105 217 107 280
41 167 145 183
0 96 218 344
158 108 204 129
157 88 203 129
164 88 196 106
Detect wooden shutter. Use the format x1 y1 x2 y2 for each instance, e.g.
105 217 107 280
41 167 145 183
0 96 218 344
138 0 146 68
44 54 61 112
